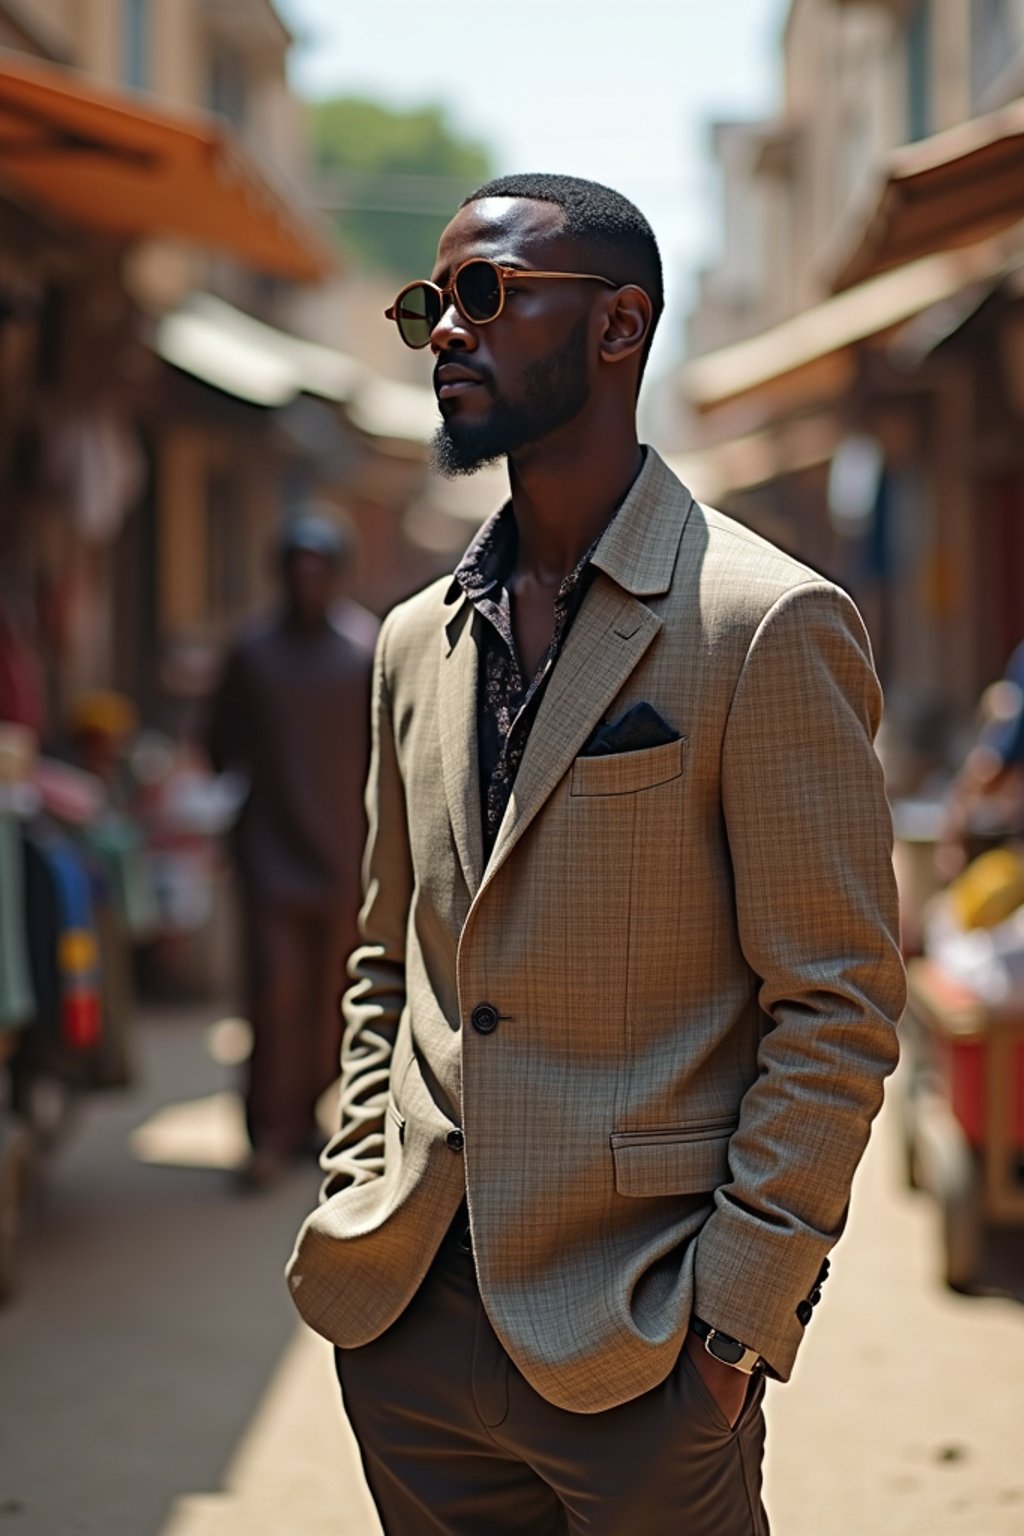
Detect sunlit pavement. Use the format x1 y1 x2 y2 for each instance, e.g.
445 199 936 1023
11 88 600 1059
764 1055 1024 1535
0 1005 379 1536
159 1327 379 1536
1 1009 1022 1535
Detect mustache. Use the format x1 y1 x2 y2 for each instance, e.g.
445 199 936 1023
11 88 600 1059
432 356 494 392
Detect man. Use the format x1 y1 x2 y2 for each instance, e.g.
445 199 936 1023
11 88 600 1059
287 176 905 1533
206 512 373 1188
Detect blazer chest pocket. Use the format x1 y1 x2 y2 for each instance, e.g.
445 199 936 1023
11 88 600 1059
610 1122 735 1197
571 737 684 798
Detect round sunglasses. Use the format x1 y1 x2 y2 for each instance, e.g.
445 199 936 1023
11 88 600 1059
384 257 617 349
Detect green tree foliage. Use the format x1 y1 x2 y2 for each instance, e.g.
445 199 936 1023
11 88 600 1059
309 97 494 278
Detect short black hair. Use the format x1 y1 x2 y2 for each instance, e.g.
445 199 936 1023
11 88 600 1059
461 172 664 381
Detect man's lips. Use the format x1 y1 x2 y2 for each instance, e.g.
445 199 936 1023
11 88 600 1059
434 362 489 401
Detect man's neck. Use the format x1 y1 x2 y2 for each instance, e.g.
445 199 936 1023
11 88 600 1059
506 425 644 589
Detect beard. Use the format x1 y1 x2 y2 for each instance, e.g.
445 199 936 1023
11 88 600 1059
431 316 591 478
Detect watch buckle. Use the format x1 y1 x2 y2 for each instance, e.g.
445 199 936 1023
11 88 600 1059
703 1326 762 1375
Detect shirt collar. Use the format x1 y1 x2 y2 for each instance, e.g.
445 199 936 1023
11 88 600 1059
444 446 690 607
449 499 517 604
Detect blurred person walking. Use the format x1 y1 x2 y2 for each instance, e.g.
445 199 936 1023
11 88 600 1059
206 513 373 1189
287 176 905 1534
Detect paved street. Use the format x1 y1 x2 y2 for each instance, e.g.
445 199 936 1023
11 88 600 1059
1 1005 1022 1535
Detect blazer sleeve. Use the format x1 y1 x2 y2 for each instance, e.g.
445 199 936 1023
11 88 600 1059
692 579 906 1379
319 609 413 1198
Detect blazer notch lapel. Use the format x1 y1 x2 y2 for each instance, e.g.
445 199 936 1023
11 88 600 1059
591 448 693 599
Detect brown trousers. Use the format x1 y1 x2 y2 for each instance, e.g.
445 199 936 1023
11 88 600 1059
335 1212 770 1536
240 894 349 1157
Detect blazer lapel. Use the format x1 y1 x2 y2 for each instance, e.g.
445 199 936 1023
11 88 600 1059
475 449 694 894
479 578 662 891
456 448 695 900
439 596 485 898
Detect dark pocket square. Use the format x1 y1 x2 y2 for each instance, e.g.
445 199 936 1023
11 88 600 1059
582 702 681 757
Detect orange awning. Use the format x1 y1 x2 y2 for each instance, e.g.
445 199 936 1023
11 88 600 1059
0 48 333 282
830 98 1024 293
681 236 1010 417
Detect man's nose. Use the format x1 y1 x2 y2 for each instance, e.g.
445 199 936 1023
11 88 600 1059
430 298 477 354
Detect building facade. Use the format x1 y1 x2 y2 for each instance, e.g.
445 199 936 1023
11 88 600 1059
0 1 335 731
678 0 1024 783
0 1 468 748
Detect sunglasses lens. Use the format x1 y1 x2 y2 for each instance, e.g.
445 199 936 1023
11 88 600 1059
455 260 503 323
395 284 439 348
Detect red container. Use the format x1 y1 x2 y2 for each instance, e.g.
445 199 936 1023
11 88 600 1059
938 1035 1024 1148
62 991 101 1051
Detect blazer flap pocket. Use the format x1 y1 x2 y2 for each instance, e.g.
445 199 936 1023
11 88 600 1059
571 737 684 798
610 1124 734 1196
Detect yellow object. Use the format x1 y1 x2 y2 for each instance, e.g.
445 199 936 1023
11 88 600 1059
70 690 138 741
949 847 1024 930
59 929 99 976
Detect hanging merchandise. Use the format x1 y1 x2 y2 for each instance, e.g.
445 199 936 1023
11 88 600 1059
0 806 35 1032
45 840 102 1052
20 821 103 1062
0 725 38 1033
0 611 45 737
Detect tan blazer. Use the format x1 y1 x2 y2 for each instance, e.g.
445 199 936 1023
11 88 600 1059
287 449 905 1414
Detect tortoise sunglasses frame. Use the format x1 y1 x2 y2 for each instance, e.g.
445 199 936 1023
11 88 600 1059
385 256 617 348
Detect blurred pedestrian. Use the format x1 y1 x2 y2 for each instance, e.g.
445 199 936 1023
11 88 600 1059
288 175 905 1533
205 511 373 1189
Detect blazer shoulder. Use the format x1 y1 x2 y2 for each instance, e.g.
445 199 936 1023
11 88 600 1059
383 574 452 631
687 499 857 624
698 501 821 588
376 574 455 679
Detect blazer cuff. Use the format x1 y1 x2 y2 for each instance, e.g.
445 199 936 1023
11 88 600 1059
693 1202 836 1381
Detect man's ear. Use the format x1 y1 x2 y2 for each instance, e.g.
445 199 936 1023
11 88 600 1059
598 285 652 367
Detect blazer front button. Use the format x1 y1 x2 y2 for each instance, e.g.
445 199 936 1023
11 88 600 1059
470 1003 499 1034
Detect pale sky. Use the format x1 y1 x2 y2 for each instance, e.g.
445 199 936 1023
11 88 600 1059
276 0 789 379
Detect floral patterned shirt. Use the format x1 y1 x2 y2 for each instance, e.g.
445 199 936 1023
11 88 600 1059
451 503 607 858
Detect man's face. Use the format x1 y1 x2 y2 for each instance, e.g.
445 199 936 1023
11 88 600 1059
429 198 600 477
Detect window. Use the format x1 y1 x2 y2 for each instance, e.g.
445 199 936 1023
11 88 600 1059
209 48 247 128
971 0 1015 105
838 101 872 213
906 0 932 143
122 0 149 90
